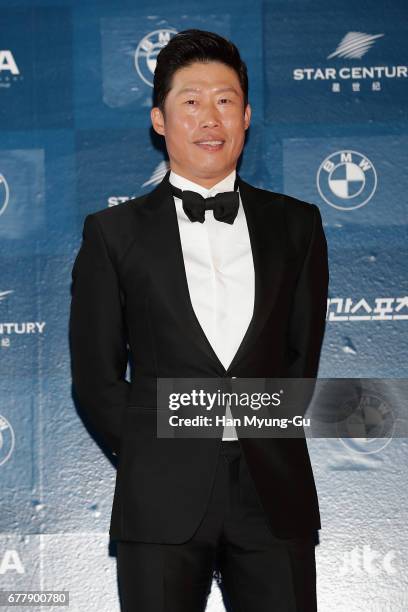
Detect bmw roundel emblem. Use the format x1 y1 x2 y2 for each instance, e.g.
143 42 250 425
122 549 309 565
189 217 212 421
0 414 15 466
0 173 10 217
337 391 394 455
317 150 377 211
134 29 178 87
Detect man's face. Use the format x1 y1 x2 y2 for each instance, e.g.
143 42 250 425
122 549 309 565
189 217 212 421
151 61 251 187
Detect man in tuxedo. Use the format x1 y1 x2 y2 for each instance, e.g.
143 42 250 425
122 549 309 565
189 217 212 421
69 29 329 612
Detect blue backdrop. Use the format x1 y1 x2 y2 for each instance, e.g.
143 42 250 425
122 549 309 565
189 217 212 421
0 1 407 610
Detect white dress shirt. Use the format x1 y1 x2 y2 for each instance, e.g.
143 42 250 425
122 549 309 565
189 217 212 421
169 169 255 441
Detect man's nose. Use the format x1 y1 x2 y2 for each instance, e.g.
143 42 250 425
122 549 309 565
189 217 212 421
199 104 220 128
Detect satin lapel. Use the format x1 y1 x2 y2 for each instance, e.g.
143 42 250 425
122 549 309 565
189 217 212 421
225 175 287 373
143 171 228 374
142 171 287 376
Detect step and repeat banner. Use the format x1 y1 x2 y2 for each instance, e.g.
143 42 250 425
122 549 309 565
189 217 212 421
0 0 407 610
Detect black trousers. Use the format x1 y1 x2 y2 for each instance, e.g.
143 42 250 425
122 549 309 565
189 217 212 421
117 440 317 611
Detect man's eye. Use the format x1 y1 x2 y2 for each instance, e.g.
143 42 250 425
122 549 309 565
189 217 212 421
219 98 231 103
185 99 197 104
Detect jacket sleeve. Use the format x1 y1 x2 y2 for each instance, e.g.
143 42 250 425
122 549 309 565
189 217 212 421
69 213 130 455
286 204 329 379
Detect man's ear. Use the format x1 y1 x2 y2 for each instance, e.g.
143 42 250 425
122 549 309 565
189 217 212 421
151 107 165 136
244 103 251 130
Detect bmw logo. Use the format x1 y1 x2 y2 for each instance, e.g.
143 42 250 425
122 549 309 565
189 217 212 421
337 392 394 454
0 173 10 217
0 414 15 466
317 150 377 210
134 29 178 87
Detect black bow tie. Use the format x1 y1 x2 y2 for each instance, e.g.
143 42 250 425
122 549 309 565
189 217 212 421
169 176 240 224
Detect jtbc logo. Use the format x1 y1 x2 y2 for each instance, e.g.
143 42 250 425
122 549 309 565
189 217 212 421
339 544 397 576
0 50 20 75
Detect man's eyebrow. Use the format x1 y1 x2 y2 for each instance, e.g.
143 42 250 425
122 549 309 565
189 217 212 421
175 86 240 96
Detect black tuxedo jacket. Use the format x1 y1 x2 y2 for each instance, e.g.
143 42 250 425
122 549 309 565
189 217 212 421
69 170 329 543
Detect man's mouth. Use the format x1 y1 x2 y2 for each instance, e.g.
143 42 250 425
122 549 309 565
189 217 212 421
194 140 225 151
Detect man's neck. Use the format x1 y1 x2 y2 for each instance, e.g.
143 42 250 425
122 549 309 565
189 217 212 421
169 167 237 190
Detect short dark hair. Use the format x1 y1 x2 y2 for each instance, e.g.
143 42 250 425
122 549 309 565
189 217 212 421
153 29 248 113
